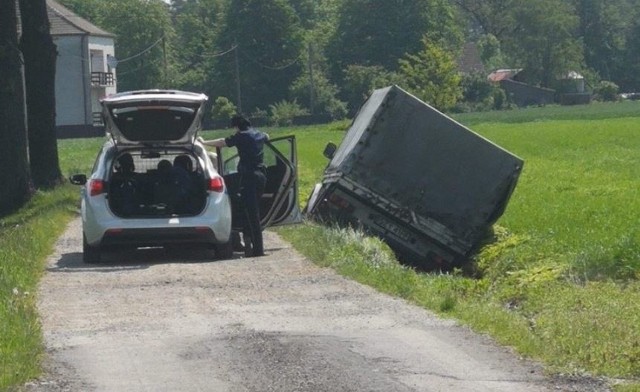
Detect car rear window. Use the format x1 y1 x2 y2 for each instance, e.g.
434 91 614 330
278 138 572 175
109 103 201 142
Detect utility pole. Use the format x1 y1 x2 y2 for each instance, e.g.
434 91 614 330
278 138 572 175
234 40 242 113
308 41 315 114
162 35 167 88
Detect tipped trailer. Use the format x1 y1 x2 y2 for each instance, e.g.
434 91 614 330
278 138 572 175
305 85 523 269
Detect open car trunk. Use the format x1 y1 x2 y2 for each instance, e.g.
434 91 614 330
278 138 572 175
108 149 208 218
101 90 208 147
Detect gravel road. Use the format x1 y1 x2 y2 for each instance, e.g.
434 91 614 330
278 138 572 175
24 217 610 391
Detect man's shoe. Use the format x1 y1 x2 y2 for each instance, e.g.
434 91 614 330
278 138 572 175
231 232 244 252
244 244 253 258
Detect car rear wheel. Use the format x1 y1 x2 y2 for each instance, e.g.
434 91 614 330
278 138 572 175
83 233 102 263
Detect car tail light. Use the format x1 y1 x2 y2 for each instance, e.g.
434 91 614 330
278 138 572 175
89 179 106 196
208 176 225 193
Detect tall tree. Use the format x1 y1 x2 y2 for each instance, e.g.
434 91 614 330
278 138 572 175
574 0 634 85
326 0 462 85
214 0 304 114
59 0 175 91
505 0 583 88
0 0 32 215
398 37 462 111
100 0 176 91
171 0 222 92
56 0 103 23
620 19 640 91
19 0 63 188
453 0 516 40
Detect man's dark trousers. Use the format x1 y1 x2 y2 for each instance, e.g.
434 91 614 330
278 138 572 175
240 168 266 256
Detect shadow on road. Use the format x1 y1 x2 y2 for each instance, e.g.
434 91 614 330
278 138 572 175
49 246 245 273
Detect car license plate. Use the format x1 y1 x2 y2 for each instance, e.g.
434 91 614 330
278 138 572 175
371 215 412 243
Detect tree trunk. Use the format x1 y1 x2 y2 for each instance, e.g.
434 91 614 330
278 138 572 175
19 0 63 189
0 0 33 216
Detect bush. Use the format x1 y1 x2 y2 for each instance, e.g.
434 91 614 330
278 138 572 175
290 73 348 120
210 96 237 123
342 65 402 113
398 36 462 111
268 100 309 126
593 81 620 102
456 72 510 112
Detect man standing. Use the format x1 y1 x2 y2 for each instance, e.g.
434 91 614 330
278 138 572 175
199 115 268 257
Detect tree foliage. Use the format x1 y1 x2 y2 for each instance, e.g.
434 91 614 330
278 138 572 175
290 71 347 120
617 10 640 91
574 0 634 84
398 37 462 111
213 0 305 114
210 96 237 123
341 65 402 113
453 0 516 41
327 0 462 84
171 0 222 92
269 99 309 126
504 0 583 88
99 0 175 91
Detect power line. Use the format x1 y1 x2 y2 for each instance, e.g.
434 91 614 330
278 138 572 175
56 36 165 64
183 44 238 60
116 58 163 76
238 47 303 70
117 35 165 63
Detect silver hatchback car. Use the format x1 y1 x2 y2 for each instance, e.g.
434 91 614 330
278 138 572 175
71 90 300 263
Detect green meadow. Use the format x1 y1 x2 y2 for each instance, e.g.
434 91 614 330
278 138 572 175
1 101 640 390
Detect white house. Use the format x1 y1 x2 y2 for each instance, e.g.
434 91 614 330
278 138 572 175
47 0 117 137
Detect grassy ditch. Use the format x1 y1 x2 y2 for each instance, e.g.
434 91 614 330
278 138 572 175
0 138 97 390
0 186 78 389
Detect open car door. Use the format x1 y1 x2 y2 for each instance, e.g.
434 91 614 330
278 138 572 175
218 135 301 229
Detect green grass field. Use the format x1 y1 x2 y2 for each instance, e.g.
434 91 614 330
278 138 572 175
1 101 639 390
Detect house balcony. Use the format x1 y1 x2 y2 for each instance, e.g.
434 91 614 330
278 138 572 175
91 72 114 87
92 112 104 126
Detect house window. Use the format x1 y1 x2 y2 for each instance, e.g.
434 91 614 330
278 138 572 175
90 50 105 73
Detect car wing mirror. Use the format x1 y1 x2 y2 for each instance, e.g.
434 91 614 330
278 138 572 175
323 142 337 160
69 174 87 185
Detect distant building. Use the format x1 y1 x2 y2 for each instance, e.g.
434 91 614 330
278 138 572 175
487 69 523 83
47 0 117 137
488 68 555 107
457 43 485 74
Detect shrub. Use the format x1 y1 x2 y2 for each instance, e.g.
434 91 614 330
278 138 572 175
290 72 348 120
342 65 402 113
593 81 620 102
268 100 309 126
398 36 462 111
210 96 237 123
456 72 509 112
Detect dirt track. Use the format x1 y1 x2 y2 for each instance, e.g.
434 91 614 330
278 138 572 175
24 217 610 391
